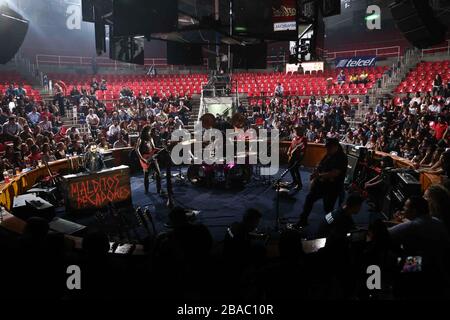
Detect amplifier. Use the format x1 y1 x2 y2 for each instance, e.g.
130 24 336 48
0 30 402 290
396 172 421 198
129 134 139 147
381 169 421 219
345 155 360 185
12 194 55 221
382 168 419 187
382 193 394 218
340 143 351 155
103 157 116 169
348 145 367 159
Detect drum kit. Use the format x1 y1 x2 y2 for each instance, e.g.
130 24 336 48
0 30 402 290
187 158 253 188
171 113 271 188
181 139 258 188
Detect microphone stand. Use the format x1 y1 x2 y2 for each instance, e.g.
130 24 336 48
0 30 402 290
273 166 294 232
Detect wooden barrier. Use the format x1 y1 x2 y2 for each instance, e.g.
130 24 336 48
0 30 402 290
0 157 82 211
0 144 442 239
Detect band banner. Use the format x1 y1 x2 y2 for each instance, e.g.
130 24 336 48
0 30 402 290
273 0 297 31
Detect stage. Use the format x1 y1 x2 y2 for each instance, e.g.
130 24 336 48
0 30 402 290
57 166 382 241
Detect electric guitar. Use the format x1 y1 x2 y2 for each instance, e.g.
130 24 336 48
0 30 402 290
288 140 306 162
137 140 166 169
142 147 164 163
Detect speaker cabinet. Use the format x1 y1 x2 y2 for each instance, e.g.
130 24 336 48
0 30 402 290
389 0 446 48
232 43 268 69
345 155 360 185
12 194 55 222
113 0 178 36
0 5 29 64
322 0 341 17
167 42 203 66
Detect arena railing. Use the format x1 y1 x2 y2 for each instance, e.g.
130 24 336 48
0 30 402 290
13 51 46 88
421 40 450 57
374 47 421 96
35 55 209 71
267 45 402 69
35 55 160 70
325 46 401 61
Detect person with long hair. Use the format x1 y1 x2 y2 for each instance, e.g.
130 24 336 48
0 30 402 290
287 126 307 191
136 124 162 195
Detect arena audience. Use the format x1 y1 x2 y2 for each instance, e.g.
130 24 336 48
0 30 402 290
1 69 450 300
0 78 192 171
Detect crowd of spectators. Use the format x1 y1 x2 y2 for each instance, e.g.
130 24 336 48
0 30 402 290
238 94 353 140
238 90 449 175
0 78 192 178
1 69 450 300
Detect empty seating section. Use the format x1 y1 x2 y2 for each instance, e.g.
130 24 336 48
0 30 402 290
48 73 208 102
232 66 388 98
0 71 42 102
395 60 450 94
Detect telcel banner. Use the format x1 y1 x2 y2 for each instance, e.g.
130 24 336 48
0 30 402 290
335 56 377 68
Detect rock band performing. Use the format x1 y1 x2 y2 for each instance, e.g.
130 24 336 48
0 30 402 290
134 113 349 234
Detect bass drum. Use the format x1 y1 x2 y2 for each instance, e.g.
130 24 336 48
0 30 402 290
226 164 252 185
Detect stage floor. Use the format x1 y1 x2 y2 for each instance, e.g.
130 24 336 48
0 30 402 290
59 166 383 241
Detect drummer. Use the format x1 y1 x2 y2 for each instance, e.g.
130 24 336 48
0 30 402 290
229 113 258 165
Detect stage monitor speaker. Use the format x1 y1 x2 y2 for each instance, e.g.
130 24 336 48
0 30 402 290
321 0 341 17
233 0 272 36
167 42 203 66
389 0 446 49
12 194 55 222
232 43 267 69
113 0 178 37
0 5 29 65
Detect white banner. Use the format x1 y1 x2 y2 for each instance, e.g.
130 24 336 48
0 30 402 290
286 61 324 73
274 21 297 31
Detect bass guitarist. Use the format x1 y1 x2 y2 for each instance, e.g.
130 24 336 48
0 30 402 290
294 138 348 228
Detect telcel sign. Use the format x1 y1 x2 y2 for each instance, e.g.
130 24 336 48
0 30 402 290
335 56 377 68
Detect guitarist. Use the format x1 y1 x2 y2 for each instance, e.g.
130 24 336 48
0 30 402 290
295 138 348 228
136 125 163 195
287 126 307 191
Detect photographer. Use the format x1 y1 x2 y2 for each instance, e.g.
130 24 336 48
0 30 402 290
317 193 364 243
